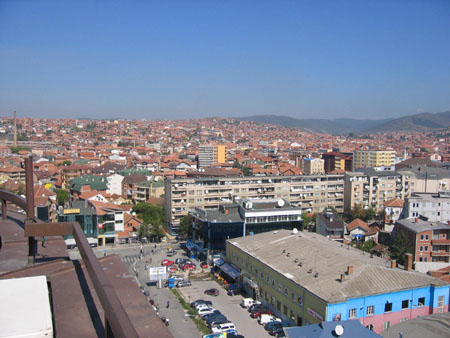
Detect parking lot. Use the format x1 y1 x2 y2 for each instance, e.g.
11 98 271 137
179 279 273 338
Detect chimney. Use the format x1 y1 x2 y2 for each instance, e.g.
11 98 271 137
340 273 345 282
13 111 17 147
405 253 413 271
347 266 353 275
415 218 418 223
391 260 397 269
225 209 229 215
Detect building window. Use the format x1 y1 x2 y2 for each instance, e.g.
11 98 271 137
366 305 374 316
260 271 264 280
385 302 392 312
402 300 409 309
266 275 270 283
420 246 423 252
348 308 357 319
384 321 391 330
425 246 428 252
291 291 295 301
277 300 281 311
425 235 429 240
284 287 288 296
283 305 288 315
418 297 425 306
420 235 424 240
278 282 282 293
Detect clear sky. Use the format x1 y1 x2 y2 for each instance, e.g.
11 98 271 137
1 0 449 120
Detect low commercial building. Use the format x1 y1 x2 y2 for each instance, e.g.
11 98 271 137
190 198 303 251
226 230 449 333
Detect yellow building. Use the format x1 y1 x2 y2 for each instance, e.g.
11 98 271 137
198 144 227 168
353 150 395 170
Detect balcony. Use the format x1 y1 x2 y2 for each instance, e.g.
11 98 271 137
431 251 450 257
431 239 450 245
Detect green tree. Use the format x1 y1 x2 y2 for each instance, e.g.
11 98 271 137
242 167 252 176
178 215 193 238
365 207 375 221
150 224 165 241
56 189 69 205
348 204 366 222
361 239 376 253
132 202 164 227
138 223 151 239
301 213 313 230
390 233 411 265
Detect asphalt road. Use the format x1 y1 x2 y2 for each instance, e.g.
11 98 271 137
180 279 273 338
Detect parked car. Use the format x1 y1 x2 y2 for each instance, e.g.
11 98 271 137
161 259 175 266
270 326 288 336
248 304 265 314
265 321 288 331
198 307 215 317
227 333 245 338
190 299 212 308
207 317 229 328
250 309 273 318
258 314 280 325
241 298 261 309
183 264 196 271
204 288 220 296
167 265 178 272
167 250 176 257
195 303 213 311
200 261 208 268
176 280 192 287
211 322 236 333
202 310 222 321
175 258 186 264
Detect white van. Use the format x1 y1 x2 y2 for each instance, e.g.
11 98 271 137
240 298 261 309
258 314 281 325
211 322 236 333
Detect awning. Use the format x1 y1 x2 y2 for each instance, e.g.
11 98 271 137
219 263 240 280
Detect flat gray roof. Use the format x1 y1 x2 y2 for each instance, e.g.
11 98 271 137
228 230 447 303
396 218 450 233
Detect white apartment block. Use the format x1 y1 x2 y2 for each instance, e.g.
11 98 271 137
405 191 450 222
165 174 344 229
344 169 414 213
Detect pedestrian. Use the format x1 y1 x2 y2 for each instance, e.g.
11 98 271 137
154 244 156 249
104 249 107 257
41 236 46 248
166 301 170 309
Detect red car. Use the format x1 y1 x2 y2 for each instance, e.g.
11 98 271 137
183 264 196 271
250 310 273 318
200 261 208 269
168 265 178 272
161 259 175 266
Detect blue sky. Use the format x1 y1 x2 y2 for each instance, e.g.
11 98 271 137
1 1 449 120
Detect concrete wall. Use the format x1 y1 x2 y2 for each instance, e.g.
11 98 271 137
414 261 450 273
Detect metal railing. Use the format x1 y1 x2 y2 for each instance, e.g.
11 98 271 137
0 157 139 338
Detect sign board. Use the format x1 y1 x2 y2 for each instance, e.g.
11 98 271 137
203 333 227 338
307 307 324 322
149 266 167 282
63 208 80 214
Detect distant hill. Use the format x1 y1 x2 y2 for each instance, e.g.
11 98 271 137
237 110 450 134
237 115 391 135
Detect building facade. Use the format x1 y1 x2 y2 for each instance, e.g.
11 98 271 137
198 144 226 168
353 150 396 170
404 191 450 222
302 158 325 175
226 230 449 334
165 174 345 232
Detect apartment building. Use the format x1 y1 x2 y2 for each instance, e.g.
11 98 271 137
404 191 450 222
344 169 413 213
165 174 344 232
353 150 396 170
198 144 226 168
302 158 325 175
394 218 450 268
322 152 352 173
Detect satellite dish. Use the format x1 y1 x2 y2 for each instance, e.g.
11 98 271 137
277 199 285 207
292 228 298 234
335 325 344 336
